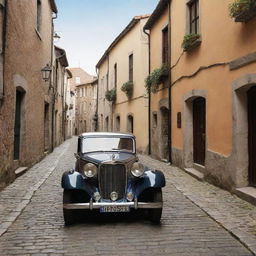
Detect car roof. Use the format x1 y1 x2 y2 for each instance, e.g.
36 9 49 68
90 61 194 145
79 132 135 139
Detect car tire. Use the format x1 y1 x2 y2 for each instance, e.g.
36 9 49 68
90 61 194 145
63 190 75 226
149 188 163 224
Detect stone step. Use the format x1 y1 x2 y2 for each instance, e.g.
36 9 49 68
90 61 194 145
234 187 256 206
15 167 28 178
184 167 204 181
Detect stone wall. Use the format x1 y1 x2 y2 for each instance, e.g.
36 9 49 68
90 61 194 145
0 0 56 190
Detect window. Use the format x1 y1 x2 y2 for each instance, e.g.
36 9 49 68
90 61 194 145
106 74 109 90
75 77 81 84
36 0 42 32
105 116 109 132
153 112 158 128
188 0 199 34
114 63 117 88
162 26 168 64
129 54 133 82
116 115 120 131
127 115 134 133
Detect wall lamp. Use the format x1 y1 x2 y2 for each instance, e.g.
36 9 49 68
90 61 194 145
41 64 52 82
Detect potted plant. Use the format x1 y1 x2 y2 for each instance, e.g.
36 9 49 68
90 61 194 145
229 0 256 22
105 88 116 102
145 64 169 93
121 81 133 99
181 34 201 52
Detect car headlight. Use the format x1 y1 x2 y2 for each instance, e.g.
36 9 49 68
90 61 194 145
131 162 144 177
83 163 97 178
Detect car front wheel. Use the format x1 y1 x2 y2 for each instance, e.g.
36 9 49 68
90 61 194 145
63 190 75 226
149 188 163 223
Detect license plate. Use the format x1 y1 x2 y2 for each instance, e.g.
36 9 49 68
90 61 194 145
100 205 130 213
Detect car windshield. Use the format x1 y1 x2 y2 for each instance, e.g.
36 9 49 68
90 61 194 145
82 137 134 153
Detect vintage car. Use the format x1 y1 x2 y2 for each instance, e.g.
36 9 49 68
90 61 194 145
61 132 166 225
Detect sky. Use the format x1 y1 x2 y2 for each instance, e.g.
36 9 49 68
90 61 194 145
54 0 159 75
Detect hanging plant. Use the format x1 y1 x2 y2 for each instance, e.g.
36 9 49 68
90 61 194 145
145 64 169 93
181 34 201 51
229 0 256 22
121 81 133 99
105 88 116 102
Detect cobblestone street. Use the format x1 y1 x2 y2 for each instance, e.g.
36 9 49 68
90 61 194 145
0 137 255 256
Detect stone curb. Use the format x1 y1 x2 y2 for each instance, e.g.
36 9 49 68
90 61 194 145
0 140 70 237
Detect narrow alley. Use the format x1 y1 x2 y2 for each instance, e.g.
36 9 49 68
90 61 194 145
0 137 255 256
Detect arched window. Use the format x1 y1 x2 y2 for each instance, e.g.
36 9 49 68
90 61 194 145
116 115 120 131
105 116 109 132
127 114 133 133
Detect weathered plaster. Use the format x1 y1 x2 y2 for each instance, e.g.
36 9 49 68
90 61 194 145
232 73 256 187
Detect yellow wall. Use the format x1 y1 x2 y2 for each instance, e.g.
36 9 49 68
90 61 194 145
111 18 149 153
98 59 112 131
150 8 169 113
97 17 149 152
171 0 256 157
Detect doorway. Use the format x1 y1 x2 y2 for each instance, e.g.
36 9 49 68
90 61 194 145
14 90 24 160
193 97 206 166
127 115 133 133
248 86 256 186
160 107 169 160
44 103 50 152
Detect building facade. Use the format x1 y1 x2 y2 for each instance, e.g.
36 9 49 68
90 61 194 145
64 69 74 139
75 77 97 134
96 15 149 153
53 46 69 147
68 67 94 135
144 1 170 161
0 0 59 190
146 0 256 191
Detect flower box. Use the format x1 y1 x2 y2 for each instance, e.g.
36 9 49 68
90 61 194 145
182 34 201 52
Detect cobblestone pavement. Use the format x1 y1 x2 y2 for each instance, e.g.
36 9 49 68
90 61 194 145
0 137 254 255
139 155 256 255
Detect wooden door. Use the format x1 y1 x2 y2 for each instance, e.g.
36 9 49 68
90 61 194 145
248 86 256 186
193 97 206 165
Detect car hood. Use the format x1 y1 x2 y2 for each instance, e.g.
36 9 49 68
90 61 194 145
81 152 135 164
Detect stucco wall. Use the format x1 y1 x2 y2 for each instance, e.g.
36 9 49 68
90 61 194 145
148 8 169 159
97 17 149 153
170 0 256 189
110 18 149 153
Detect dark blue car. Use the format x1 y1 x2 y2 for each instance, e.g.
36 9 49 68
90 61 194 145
61 132 165 225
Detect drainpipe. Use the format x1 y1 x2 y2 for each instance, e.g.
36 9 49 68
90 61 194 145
50 12 57 152
95 66 99 131
168 0 172 163
143 27 151 155
107 54 112 132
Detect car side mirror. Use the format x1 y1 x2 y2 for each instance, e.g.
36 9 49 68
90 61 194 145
74 153 79 159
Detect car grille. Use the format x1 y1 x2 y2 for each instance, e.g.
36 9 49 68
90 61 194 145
99 164 126 200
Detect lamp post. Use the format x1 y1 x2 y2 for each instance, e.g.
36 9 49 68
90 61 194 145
41 64 52 82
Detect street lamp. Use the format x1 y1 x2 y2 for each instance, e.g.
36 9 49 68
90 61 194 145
41 64 52 82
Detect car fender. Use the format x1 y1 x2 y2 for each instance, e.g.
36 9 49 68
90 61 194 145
128 169 166 198
61 170 96 197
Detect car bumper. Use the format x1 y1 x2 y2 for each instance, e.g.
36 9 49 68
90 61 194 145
63 201 162 210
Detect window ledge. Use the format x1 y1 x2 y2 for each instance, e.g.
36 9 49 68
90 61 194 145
35 28 42 41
